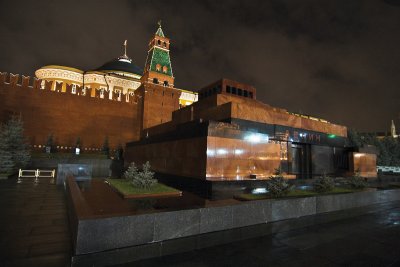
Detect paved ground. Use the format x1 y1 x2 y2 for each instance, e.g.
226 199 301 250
125 201 400 267
1 176 400 267
0 177 71 267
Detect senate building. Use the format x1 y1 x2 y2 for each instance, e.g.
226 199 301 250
34 24 197 108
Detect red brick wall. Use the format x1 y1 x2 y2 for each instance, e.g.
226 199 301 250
135 83 181 136
0 73 141 150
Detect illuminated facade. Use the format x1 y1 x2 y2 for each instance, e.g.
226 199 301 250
35 24 198 107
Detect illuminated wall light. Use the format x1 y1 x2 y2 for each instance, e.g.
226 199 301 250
328 134 336 138
216 149 228 155
206 149 215 156
244 133 269 143
234 149 244 155
252 188 268 194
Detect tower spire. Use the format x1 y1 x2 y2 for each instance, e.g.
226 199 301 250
155 20 165 37
391 119 397 138
118 39 131 62
123 40 128 57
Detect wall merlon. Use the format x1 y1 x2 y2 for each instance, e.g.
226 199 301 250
9 73 19 86
33 78 41 89
0 72 6 84
21 75 31 87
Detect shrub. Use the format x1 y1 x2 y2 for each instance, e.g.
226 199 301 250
266 173 292 198
347 171 367 189
123 161 157 189
313 172 335 193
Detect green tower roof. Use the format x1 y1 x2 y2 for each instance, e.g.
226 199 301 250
145 47 173 77
155 26 165 37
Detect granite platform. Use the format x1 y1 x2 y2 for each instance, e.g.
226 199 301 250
66 177 400 266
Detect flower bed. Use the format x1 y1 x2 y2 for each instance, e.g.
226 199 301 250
106 178 182 199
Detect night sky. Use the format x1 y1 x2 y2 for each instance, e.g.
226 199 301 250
1 0 399 132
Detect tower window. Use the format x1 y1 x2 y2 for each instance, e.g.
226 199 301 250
232 87 237 94
153 78 159 84
156 64 161 71
213 87 217 94
162 66 168 73
226 85 231 93
244 90 248 97
249 92 253 99
238 88 242 96
163 81 169 86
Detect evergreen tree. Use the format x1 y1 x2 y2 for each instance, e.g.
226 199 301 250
123 161 157 189
0 116 30 174
76 137 81 147
347 129 362 148
123 162 139 181
102 136 110 157
0 124 14 175
136 161 157 189
46 133 54 153
115 143 123 161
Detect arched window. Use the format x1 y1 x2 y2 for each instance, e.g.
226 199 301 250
163 42 166 47
163 81 169 86
156 64 161 71
162 66 168 73
153 78 159 84
157 40 161 45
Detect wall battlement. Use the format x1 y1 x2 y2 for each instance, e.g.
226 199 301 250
0 72 139 105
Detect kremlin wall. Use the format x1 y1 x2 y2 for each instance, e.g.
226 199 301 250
0 72 140 150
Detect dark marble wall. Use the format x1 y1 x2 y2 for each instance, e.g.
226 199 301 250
125 136 208 179
350 152 377 178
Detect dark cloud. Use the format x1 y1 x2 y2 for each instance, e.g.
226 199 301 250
0 0 399 132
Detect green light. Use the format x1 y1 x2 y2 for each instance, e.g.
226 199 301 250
328 134 336 138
